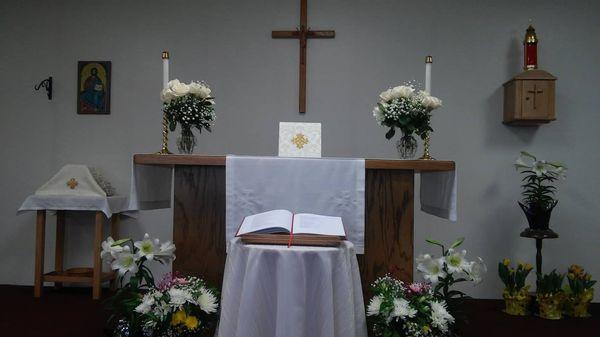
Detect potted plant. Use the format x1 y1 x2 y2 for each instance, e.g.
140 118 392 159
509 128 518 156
564 265 596 318
498 259 533 316
373 84 442 158
514 151 566 232
161 79 216 154
536 270 565 320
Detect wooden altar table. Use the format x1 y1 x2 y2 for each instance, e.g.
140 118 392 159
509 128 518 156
133 154 455 296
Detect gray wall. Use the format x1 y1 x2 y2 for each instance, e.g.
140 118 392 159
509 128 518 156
1 0 598 301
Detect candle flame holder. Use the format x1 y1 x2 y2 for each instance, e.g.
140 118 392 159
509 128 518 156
418 133 435 160
156 112 172 155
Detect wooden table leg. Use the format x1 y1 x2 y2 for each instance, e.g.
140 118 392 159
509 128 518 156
92 211 104 300
109 213 120 290
54 210 65 289
34 210 46 298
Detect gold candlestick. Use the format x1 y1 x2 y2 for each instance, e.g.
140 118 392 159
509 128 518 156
156 51 172 155
419 133 435 160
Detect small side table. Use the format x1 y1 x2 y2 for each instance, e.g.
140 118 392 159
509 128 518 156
34 210 121 300
520 228 558 286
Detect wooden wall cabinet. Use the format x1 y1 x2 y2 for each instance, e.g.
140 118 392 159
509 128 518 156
503 69 557 125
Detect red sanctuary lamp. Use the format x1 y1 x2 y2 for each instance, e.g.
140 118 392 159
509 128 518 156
524 25 538 70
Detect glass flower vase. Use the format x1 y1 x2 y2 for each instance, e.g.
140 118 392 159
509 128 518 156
177 127 196 154
396 134 418 159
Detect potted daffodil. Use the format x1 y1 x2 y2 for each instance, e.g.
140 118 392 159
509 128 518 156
536 270 565 320
498 259 533 316
565 265 596 318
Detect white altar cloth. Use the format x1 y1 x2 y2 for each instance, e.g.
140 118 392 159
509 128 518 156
18 195 129 218
226 155 366 253
217 238 367 337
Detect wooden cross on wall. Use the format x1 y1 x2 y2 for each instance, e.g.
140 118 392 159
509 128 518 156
272 0 335 114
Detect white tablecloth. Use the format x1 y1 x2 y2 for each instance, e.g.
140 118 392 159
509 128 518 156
217 238 367 337
226 155 366 253
18 195 129 218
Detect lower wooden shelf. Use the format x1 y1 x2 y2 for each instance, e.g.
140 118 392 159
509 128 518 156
43 268 116 284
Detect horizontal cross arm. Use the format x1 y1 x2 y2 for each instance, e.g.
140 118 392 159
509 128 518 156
272 31 300 38
307 30 335 38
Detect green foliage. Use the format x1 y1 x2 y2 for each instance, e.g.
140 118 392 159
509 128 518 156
497 259 533 294
163 94 215 133
566 265 596 296
537 270 565 295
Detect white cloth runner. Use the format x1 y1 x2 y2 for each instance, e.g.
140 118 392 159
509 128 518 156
127 162 172 211
18 195 129 218
217 238 367 337
420 170 457 222
226 155 366 253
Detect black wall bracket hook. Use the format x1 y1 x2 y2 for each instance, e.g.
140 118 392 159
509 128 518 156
35 76 53 100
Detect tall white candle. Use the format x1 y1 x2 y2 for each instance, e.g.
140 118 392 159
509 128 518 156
425 55 432 93
162 51 170 89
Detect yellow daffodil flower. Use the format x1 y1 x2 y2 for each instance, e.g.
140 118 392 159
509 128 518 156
184 315 199 330
171 310 187 326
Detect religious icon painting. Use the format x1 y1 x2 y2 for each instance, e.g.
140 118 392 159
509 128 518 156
77 61 111 114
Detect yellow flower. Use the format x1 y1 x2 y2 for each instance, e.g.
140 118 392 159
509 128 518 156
171 310 187 326
184 315 199 330
568 273 575 280
502 258 510 267
423 325 431 333
524 263 533 271
585 274 592 281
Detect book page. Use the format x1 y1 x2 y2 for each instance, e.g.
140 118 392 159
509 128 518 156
293 213 346 237
236 209 293 236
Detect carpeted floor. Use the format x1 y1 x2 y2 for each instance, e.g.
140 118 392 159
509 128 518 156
0 285 597 337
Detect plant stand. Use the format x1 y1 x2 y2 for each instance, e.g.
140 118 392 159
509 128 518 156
520 228 558 286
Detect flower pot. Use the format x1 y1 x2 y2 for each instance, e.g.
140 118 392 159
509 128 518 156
537 293 564 320
396 134 417 159
565 288 594 318
502 290 531 316
177 127 197 154
518 201 557 231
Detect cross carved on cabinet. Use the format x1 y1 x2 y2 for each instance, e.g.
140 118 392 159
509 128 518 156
527 84 544 110
272 0 335 114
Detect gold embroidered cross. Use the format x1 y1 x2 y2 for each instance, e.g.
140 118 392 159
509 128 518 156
66 178 78 189
291 133 309 149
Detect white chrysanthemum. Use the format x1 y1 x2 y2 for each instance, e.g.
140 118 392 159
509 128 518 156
135 292 156 314
444 249 471 274
168 288 194 307
101 236 123 261
392 298 417 319
134 233 159 260
430 300 454 333
198 287 219 314
110 246 138 275
367 295 382 316
416 254 446 284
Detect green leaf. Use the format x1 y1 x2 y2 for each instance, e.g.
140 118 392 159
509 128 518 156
426 238 444 247
385 128 396 140
450 237 465 249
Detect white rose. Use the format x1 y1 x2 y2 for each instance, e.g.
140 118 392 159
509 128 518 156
391 85 415 99
189 81 211 99
168 79 190 97
160 87 176 103
422 95 442 109
379 89 393 102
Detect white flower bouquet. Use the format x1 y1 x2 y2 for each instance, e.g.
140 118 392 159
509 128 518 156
416 237 486 303
367 276 455 337
161 79 216 154
134 272 220 336
373 84 442 158
101 233 176 336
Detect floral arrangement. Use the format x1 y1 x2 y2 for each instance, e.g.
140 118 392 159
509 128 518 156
537 269 565 320
101 234 176 336
161 79 216 153
566 265 596 296
134 272 219 336
497 259 533 296
497 259 533 316
367 276 455 337
373 84 442 140
565 265 596 318
515 152 567 230
416 238 486 303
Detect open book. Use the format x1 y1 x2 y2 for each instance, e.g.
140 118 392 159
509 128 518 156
236 210 346 246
